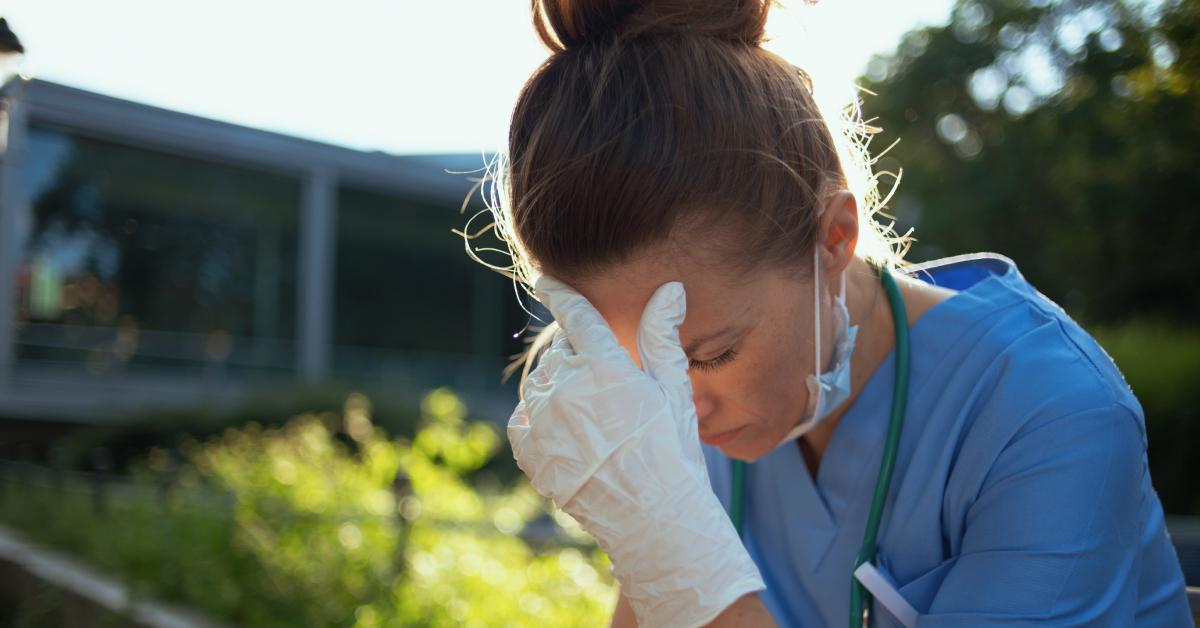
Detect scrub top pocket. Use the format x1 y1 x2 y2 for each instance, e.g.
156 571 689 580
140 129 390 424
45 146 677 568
872 549 959 625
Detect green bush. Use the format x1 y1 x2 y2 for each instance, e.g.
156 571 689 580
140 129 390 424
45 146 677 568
0 389 614 627
1092 320 1200 515
51 380 428 475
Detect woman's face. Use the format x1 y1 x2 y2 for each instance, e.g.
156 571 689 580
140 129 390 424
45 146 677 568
567 249 833 462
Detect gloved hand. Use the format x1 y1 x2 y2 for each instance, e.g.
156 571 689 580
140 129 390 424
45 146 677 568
507 275 765 627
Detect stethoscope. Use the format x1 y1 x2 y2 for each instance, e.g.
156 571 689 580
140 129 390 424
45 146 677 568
728 263 912 628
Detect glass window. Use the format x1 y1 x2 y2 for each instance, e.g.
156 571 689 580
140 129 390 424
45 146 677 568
15 124 301 377
333 185 526 388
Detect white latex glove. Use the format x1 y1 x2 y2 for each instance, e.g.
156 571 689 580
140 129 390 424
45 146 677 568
507 275 765 628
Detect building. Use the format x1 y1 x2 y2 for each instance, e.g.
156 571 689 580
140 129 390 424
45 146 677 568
0 77 527 424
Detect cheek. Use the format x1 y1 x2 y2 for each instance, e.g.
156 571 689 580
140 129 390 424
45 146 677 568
709 326 813 459
702 336 808 427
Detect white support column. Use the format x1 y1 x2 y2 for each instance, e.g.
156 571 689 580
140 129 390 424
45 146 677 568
0 81 29 394
297 166 336 381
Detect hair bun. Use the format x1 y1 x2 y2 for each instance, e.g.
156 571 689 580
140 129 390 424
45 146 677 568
532 0 776 52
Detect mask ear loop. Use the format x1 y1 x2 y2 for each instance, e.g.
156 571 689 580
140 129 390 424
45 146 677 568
811 245 822 412
838 263 848 307
813 246 850 405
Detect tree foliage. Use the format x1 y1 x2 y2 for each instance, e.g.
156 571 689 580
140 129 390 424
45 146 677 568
862 0 1199 324
860 0 1200 515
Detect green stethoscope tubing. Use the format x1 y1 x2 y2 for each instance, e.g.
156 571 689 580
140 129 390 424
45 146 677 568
728 263 910 628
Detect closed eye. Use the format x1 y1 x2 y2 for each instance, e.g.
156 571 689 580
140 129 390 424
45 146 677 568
688 347 739 373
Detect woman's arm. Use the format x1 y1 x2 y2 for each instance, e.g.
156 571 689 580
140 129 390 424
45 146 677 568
609 588 636 628
513 278 765 627
610 588 776 628
706 593 776 626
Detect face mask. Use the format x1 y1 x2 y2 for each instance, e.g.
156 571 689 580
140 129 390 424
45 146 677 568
776 245 859 447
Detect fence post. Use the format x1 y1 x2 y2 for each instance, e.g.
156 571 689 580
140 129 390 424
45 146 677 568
392 467 412 521
50 444 66 494
16 442 32 491
0 443 6 503
392 466 412 560
90 447 111 517
156 449 177 509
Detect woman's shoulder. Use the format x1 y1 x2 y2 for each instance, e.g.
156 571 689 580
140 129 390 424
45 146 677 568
905 252 1145 441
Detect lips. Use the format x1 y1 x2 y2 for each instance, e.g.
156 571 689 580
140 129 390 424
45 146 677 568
699 425 746 446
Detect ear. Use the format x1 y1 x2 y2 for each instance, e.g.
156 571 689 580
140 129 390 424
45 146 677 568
816 189 859 279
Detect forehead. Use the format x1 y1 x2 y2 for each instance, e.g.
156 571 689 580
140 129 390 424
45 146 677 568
569 250 759 349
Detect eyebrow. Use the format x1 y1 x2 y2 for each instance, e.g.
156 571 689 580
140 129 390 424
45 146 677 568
683 325 741 355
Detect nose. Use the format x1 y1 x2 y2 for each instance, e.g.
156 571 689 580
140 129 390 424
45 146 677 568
692 380 715 422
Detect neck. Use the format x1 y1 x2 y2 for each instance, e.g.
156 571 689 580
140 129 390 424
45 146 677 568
798 256 898 469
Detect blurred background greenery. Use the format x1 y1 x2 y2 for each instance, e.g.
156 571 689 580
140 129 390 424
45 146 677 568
859 0 1199 516
1 389 614 627
0 0 1197 625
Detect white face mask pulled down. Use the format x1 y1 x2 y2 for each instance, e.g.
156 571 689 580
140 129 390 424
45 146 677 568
776 246 860 447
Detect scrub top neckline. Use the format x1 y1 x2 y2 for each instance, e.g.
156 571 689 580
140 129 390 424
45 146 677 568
748 253 1024 570
818 252 1020 486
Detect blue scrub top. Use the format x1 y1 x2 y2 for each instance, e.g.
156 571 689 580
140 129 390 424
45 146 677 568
702 253 1192 626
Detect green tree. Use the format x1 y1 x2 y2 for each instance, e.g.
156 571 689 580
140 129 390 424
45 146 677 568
862 0 1198 323
859 0 1200 515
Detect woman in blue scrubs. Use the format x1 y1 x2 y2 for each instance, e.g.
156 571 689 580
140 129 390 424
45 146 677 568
697 252 1192 626
495 0 1194 625
535 210 1194 627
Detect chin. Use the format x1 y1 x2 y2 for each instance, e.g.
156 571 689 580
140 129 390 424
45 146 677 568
717 437 771 463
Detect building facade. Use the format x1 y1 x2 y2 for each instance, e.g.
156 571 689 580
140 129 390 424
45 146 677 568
0 78 526 423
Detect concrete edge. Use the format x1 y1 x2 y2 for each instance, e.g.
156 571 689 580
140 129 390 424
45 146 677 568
0 523 231 628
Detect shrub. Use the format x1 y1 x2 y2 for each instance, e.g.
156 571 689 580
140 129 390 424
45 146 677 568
1092 320 1200 515
0 388 614 627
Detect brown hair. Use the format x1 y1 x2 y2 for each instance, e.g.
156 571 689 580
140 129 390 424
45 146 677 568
460 0 909 387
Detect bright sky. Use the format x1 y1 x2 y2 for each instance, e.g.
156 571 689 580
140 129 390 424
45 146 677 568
3 0 956 156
